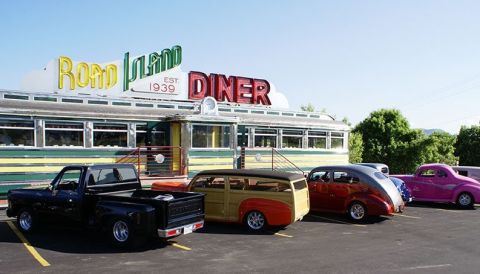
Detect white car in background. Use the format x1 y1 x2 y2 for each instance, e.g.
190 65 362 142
451 166 480 182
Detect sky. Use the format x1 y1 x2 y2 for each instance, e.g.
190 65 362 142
1 0 480 133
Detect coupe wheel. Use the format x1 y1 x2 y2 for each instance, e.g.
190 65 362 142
245 211 267 231
457 192 474 209
17 208 35 233
348 202 367 222
109 218 133 247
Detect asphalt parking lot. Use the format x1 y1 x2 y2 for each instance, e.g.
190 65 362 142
1 203 480 274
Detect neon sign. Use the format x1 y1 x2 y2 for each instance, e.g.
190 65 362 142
57 45 182 91
188 71 271 105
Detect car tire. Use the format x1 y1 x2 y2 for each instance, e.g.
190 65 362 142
348 202 367 222
108 217 134 247
16 208 36 233
244 211 267 231
456 192 474 209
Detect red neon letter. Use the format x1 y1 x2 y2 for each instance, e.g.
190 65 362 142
188 71 209 99
215 74 235 102
253 79 271 105
235 77 253 104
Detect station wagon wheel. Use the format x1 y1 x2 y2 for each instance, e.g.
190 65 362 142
245 211 267 231
17 208 35 233
109 218 133 247
348 202 367 222
456 192 474 209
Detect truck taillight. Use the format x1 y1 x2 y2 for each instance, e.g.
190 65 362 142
194 222 204 230
166 229 181 237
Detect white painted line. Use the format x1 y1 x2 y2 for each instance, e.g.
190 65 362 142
392 213 421 219
308 215 367 227
403 264 452 270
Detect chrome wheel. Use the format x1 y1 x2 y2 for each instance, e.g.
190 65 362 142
246 211 266 230
112 220 129 242
19 211 32 231
457 193 473 208
349 203 366 220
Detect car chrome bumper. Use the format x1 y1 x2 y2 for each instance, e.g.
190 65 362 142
158 221 204 238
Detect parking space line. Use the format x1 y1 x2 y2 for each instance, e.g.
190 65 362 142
167 241 192 251
308 215 367 227
435 208 461 213
392 213 421 219
6 221 50 267
273 232 293 238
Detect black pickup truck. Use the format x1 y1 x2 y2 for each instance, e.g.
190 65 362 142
6 164 204 247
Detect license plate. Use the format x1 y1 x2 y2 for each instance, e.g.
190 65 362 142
183 224 194 234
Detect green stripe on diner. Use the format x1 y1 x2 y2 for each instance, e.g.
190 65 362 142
0 173 58 183
188 150 234 157
243 150 348 156
0 149 131 158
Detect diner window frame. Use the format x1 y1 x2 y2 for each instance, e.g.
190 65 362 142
191 123 232 150
0 119 36 147
92 122 129 148
43 120 85 148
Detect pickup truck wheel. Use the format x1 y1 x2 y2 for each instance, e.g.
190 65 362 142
109 218 133 247
457 192 474 209
17 208 35 233
244 211 267 231
348 202 367 222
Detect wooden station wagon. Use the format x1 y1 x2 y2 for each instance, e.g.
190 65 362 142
152 169 310 230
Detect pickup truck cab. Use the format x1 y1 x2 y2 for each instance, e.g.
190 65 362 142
391 163 480 208
7 164 205 247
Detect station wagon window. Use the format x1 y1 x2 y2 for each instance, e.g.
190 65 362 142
331 132 344 149
192 125 231 148
310 171 330 183
254 128 277 148
0 120 35 147
282 130 303 149
229 177 248 190
45 121 84 147
333 171 359 184
293 179 307 190
419 169 435 177
458 170 468 176
246 178 291 192
191 176 225 190
93 123 128 147
308 131 327 149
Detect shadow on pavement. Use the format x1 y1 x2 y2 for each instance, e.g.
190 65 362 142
196 221 285 236
302 212 389 225
407 201 476 210
0 220 170 254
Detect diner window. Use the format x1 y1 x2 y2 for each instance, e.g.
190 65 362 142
254 128 277 148
282 130 303 149
192 125 231 148
308 131 327 149
0 120 35 146
136 124 167 147
45 121 84 147
331 132 344 149
93 123 128 147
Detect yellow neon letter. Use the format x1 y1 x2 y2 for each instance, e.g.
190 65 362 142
58 56 74 90
90 64 104 89
76 62 90 88
105 64 118 89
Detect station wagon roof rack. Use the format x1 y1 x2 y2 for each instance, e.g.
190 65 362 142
195 169 305 181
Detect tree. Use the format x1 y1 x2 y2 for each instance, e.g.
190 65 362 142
455 125 480 166
300 103 315 112
421 132 458 165
353 109 423 173
349 132 363 163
